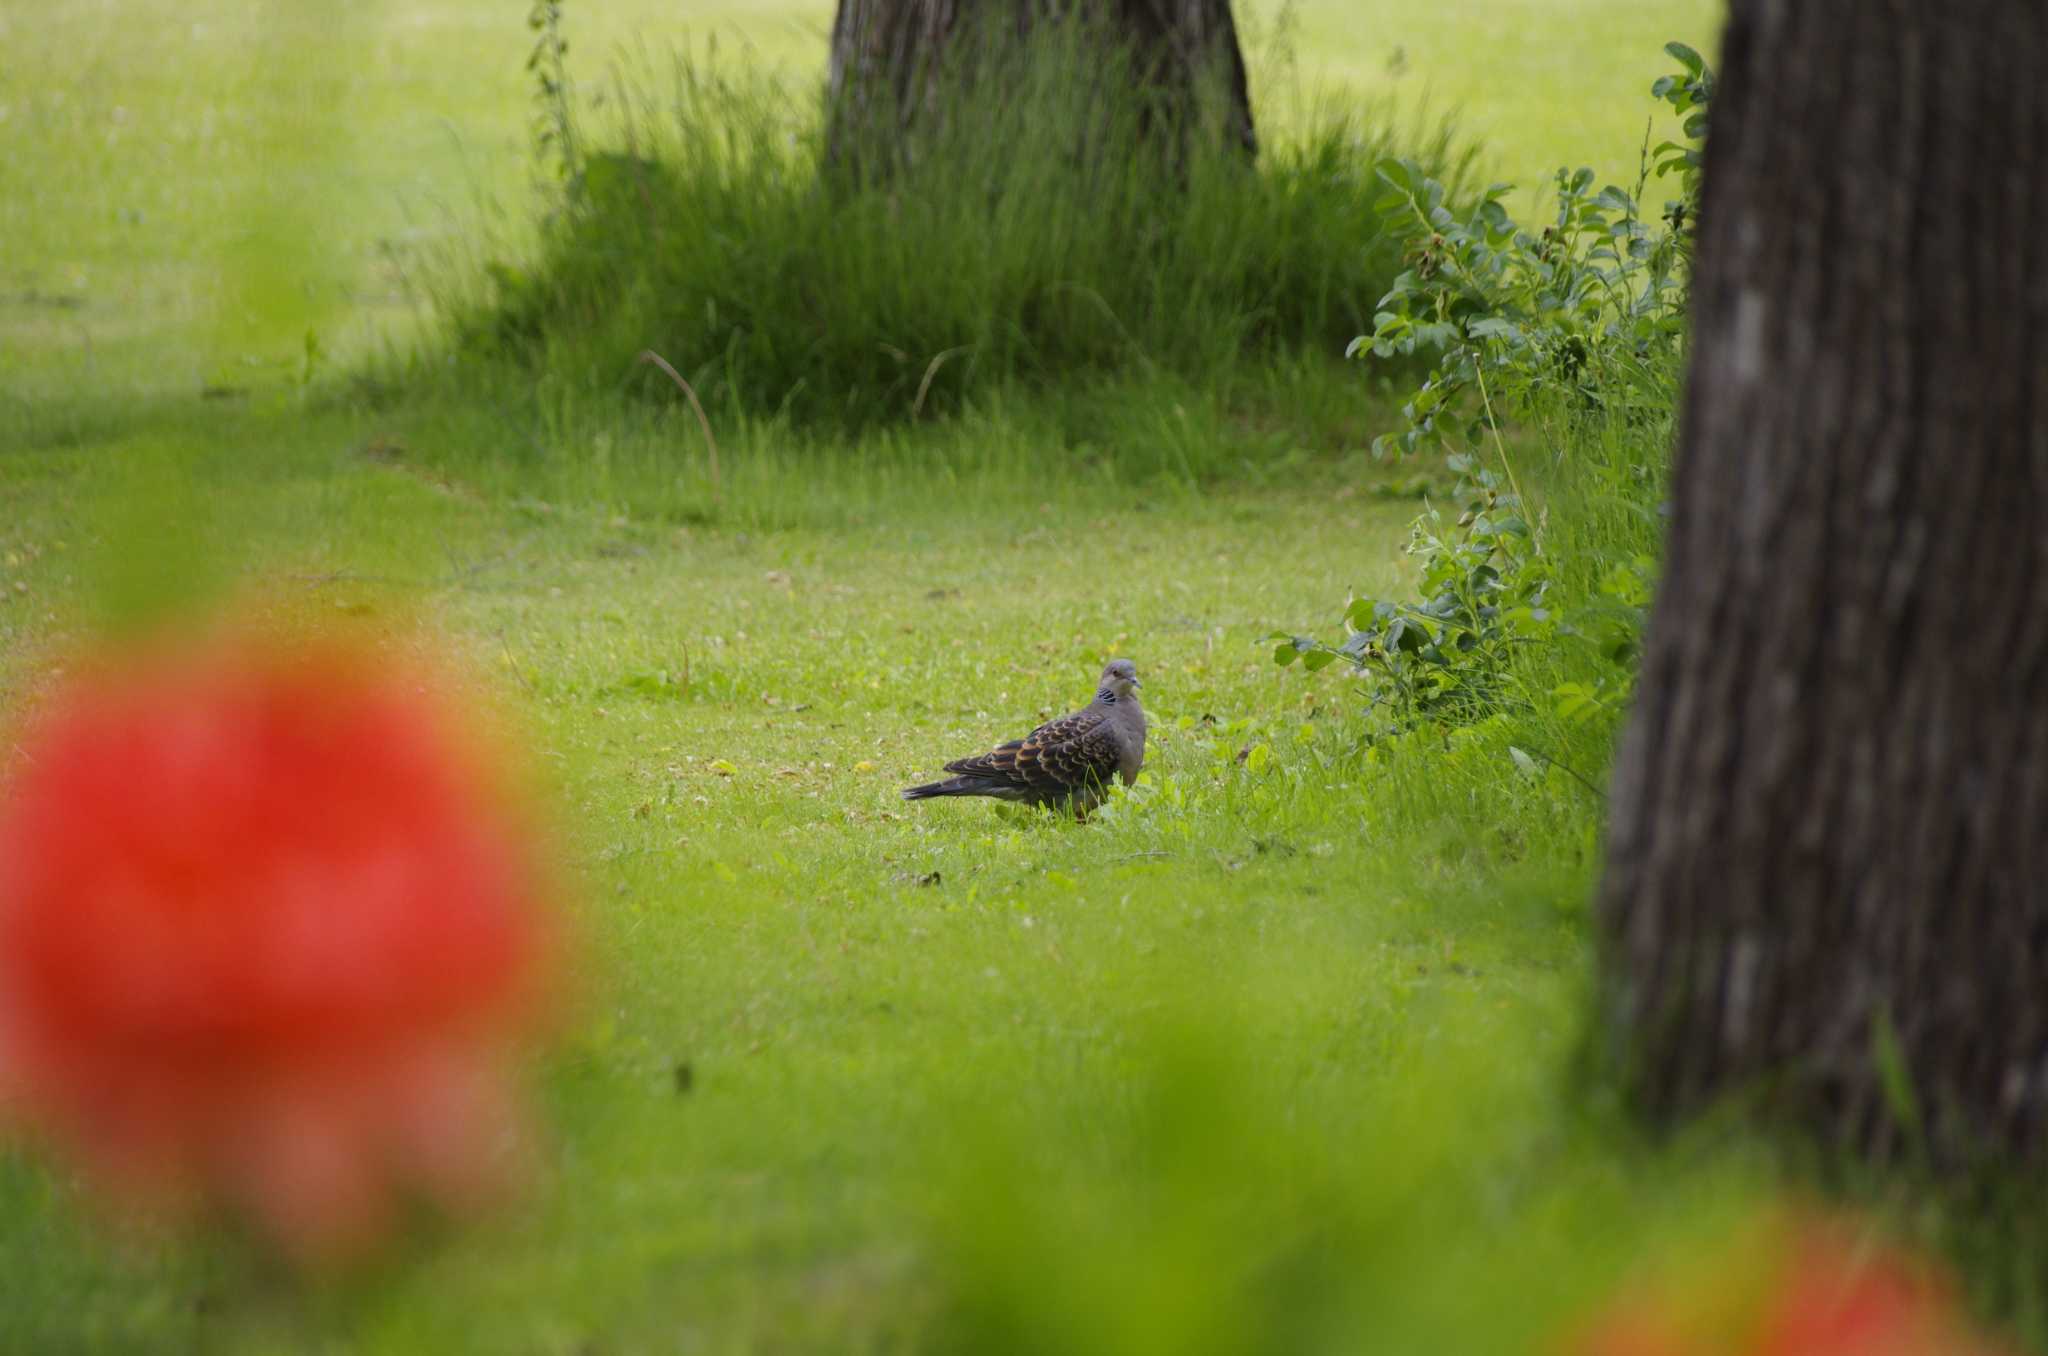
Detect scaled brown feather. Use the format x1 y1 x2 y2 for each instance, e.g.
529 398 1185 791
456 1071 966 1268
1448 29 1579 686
902 660 1147 817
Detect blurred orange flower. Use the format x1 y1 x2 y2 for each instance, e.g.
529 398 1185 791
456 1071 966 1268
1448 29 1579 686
1572 1208 2016 1356
0 632 555 1265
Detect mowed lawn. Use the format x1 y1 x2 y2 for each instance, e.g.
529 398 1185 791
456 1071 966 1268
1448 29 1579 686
4 403 1731 1353
2 2 1730 1352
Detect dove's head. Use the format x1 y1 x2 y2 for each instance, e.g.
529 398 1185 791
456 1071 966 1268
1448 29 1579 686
1097 659 1142 702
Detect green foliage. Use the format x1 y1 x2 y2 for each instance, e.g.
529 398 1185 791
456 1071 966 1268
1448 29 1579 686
923 1015 1765 1356
1649 40 1713 230
47 7 2045 1356
1270 462 1546 728
1273 46 1710 760
526 0 577 182
435 32 1475 437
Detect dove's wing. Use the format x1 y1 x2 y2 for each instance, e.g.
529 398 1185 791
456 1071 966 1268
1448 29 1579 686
942 707 1122 796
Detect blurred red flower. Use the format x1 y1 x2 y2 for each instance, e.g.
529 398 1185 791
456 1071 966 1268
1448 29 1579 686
1572 1209 2016 1356
0 632 555 1264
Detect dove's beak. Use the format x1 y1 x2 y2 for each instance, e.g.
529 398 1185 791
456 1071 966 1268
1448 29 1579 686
1131 678 1142 689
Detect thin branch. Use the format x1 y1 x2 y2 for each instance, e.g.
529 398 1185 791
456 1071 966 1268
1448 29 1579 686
1472 355 1541 557
1517 745 1607 801
637 349 722 506
910 345 972 421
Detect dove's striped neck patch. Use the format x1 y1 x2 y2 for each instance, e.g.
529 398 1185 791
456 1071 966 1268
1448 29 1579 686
1097 688 1118 704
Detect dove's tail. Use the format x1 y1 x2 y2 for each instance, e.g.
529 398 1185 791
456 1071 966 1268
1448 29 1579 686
901 776 989 801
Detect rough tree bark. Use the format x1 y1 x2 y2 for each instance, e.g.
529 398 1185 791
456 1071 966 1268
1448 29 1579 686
825 0 1255 173
1600 2 2048 1164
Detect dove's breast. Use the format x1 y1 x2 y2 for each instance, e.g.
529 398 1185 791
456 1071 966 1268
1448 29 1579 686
1117 705 1147 784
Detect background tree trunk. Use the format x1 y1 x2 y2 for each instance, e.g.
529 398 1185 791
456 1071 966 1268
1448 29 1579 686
1599 2 2048 1164
825 0 1255 174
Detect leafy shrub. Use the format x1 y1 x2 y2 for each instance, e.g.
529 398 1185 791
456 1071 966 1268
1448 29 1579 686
1273 44 1711 762
1272 469 1549 730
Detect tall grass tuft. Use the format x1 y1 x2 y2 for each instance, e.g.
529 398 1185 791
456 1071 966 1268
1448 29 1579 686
426 25 1473 443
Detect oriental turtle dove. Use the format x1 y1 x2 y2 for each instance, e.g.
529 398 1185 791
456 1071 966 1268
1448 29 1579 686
902 659 1146 816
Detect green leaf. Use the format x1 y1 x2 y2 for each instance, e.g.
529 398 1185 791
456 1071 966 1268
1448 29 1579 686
1871 1009 1924 1143
1552 682 1600 723
1508 746 1541 780
1383 617 1429 653
1663 41 1705 75
1301 648 1338 672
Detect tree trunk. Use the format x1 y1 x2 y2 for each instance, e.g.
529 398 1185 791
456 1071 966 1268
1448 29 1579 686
1599 2 2048 1165
825 0 1255 175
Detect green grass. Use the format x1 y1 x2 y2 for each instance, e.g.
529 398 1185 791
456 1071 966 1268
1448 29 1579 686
0 1 1721 405
13 2 1946 1353
1 403 1771 1353
432 35 1479 440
